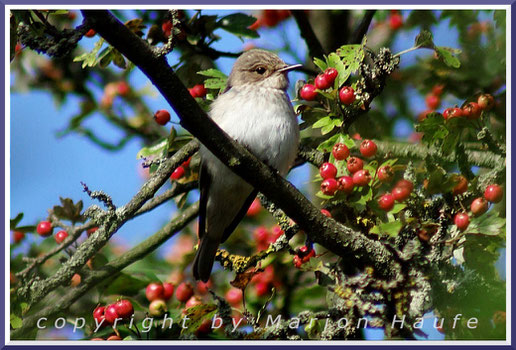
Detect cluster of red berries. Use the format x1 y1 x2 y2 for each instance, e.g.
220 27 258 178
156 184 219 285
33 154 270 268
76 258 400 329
170 156 192 181
189 84 207 98
253 225 284 250
292 245 316 268
319 140 377 196
420 93 494 122
453 184 503 231
299 67 356 106
93 299 134 326
377 179 414 211
249 10 291 30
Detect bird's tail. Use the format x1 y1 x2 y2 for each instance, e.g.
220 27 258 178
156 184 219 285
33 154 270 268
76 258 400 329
192 236 220 282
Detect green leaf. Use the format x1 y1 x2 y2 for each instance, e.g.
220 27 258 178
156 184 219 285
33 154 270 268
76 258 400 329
203 78 226 90
180 304 218 335
136 138 168 159
336 43 365 74
197 69 228 79
326 52 348 87
466 212 505 236
53 198 84 223
313 57 327 72
112 50 127 69
414 29 435 49
105 273 149 296
312 116 332 129
217 13 259 38
10 313 22 329
315 191 333 200
390 203 406 214
73 38 105 68
415 113 447 145
320 123 336 135
435 46 461 68
370 221 403 237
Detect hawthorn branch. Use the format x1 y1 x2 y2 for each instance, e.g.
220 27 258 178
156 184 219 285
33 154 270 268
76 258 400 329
19 139 198 308
81 10 401 280
11 202 199 339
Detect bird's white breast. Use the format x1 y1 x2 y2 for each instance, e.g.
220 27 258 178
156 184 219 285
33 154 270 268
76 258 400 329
207 85 300 175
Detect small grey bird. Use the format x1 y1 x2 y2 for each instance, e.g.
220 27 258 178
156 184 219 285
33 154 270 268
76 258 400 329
193 49 301 282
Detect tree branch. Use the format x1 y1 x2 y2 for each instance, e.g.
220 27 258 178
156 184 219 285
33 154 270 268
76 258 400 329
291 10 326 59
350 10 376 44
11 202 199 339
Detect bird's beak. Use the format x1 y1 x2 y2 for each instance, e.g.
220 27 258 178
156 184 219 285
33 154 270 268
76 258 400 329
278 64 303 73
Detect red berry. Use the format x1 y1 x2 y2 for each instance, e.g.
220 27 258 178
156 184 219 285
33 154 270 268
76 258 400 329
315 74 332 90
319 162 338 179
454 212 470 231
87 227 98 236
352 169 371 187
146 282 164 302
262 10 281 27
339 86 355 105
432 84 444 96
104 304 119 324
392 185 412 202
443 107 463 120
332 143 350 160
246 198 261 217
114 299 133 319
395 179 414 191
418 109 434 122
85 29 96 37
189 84 207 98
196 280 212 295
323 68 338 85
162 282 175 300
195 318 213 336
185 296 202 309
359 139 377 158
320 209 332 217
484 184 503 203
253 226 269 243
321 178 339 196
225 288 243 306
462 102 481 120
93 306 105 325
149 299 167 317
293 255 302 268
55 230 68 244
107 335 122 341
36 221 53 237
162 21 173 37
471 197 488 216
389 13 403 30
377 165 394 183
425 94 440 110
170 166 185 180
346 156 364 174
154 109 171 125
300 84 318 101
452 175 468 196
477 94 494 111
117 81 130 96
378 193 395 211
337 176 354 193
255 281 270 296
13 231 25 243
175 282 194 303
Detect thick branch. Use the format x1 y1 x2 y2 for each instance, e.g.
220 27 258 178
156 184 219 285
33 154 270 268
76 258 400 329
291 10 325 59
350 10 376 44
82 10 399 280
11 202 199 339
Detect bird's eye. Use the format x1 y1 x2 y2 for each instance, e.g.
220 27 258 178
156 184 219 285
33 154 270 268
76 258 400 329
255 67 266 74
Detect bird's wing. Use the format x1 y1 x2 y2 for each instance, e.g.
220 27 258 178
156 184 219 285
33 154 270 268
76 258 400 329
220 189 258 243
197 161 210 241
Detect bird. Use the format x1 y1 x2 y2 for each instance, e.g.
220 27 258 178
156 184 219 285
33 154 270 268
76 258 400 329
192 49 301 282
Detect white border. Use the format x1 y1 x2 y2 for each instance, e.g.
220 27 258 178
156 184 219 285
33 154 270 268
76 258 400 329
5 3 512 346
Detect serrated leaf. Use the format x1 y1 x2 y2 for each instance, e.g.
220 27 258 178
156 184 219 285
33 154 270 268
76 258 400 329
313 57 327 72
336 44 364 73
435 46 461 68
415 113 447 145
136 138 168 159
370 221 403 237
414 29 435 49
312 116 332 129
73 38 105 68
326 52 349 87
466 212 505 236
197 68 228 79
217 13 259 38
